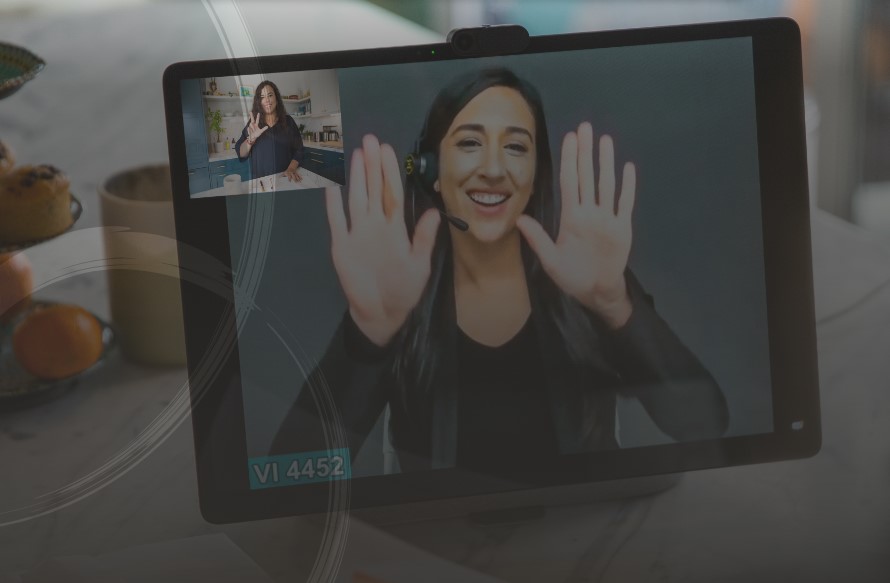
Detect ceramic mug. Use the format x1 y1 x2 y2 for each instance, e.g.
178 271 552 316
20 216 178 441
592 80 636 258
98 164 186 366
224 174 242 195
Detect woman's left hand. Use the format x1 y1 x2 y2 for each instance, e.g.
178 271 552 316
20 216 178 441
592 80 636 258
516 122 636 329
285 163 302 182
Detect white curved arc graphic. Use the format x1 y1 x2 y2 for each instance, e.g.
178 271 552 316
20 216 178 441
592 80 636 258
3 4 352 578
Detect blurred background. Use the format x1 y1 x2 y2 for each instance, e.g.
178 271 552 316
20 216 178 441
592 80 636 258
1 0 887 236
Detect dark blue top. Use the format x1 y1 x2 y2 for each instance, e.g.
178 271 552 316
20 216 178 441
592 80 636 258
235 115 304 179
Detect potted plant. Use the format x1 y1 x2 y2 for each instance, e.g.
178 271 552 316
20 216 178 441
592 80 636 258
206 108 224 153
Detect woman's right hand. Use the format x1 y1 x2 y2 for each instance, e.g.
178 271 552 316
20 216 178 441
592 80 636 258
247 112 269 143
325 134 441 347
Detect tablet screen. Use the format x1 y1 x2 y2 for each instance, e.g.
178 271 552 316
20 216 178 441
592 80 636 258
181 37 771 490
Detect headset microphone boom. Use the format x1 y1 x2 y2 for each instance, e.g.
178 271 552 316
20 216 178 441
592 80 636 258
404 150 469 232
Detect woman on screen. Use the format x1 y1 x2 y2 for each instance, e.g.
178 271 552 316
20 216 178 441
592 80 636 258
235 80 304 182
273 67 728 475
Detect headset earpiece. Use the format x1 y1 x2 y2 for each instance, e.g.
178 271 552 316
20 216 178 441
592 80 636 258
405 150 438 194
406 134 468 232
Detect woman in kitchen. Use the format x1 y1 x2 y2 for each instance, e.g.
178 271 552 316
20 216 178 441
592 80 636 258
272 66 729 475
235 80 304 182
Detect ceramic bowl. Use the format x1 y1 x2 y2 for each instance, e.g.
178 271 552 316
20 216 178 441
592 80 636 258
0 42 46 100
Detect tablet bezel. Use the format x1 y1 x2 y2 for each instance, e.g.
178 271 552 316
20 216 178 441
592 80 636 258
162 17 820 524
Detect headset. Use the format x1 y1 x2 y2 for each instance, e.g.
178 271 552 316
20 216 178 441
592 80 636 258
404 139 469 232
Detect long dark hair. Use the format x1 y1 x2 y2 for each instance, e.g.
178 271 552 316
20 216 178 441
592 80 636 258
394 67 601 411
251 80 288 129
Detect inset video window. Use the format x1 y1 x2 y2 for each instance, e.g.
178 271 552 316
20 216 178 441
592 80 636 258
181 70 345 199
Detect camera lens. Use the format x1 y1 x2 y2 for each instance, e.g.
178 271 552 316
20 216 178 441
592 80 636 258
453 31 476 53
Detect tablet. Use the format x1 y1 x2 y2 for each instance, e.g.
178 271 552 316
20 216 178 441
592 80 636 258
163 19 820 523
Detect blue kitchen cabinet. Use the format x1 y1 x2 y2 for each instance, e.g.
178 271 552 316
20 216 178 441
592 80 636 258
303 147 325 176
184 114 209 171
209 159 228 190
208 157 252 190
301 158 319 174
304 147 344 183
182 79 210 189
226 157 251 181
181 79 203 115
326 150 345 184
188 167 211 192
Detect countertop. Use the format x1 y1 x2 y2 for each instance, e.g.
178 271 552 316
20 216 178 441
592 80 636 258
1 3 888 582
207 141 343 163
190 168 338 198
304 141 344 152
208 150 240 162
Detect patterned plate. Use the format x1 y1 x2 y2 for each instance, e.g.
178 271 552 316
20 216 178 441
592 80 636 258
0 42 45 100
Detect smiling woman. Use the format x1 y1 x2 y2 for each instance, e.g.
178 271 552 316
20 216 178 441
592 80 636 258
271 67 730 476
234 80 304 183
437 85 537 246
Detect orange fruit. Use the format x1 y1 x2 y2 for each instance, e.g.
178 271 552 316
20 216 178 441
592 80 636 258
0 252 32 324
13 304 104 380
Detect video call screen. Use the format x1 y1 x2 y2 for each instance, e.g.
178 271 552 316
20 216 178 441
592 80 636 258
185 37 772 490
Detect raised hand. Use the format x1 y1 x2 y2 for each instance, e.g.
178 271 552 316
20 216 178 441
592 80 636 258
247 112 269 143
325 134 441 346
516 122 636 329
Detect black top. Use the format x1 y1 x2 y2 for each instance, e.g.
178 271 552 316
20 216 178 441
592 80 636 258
235 115 304 179
456 318 558 474
270 271 730 473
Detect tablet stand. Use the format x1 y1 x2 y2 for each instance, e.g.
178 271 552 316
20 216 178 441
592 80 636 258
348 473 682 526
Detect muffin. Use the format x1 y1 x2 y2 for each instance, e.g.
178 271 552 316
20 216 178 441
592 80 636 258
0 140 14 176
0 164 72 243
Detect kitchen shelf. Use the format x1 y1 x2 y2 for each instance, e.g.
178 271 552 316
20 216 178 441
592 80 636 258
203 95 310 103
